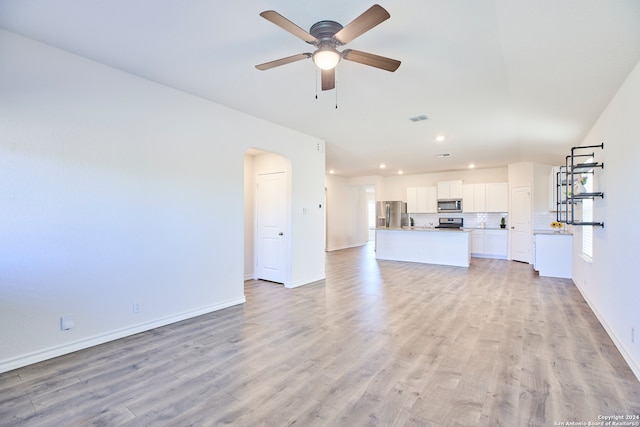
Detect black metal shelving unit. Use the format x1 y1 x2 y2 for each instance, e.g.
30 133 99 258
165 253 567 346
556 143 604 227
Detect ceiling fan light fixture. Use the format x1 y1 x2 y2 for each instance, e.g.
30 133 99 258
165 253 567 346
313 47 341 70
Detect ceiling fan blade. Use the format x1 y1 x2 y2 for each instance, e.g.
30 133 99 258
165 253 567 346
321 68 335 91
333 4 390 45
256 53 312 70
342 49 401 72
260 10 318 44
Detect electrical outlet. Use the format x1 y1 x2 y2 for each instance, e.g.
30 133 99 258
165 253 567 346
132 301 143 314
60 315 75 331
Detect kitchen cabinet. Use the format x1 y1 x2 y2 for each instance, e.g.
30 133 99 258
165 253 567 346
437 180 463 200
470 230 484 254
463 182 508 213
407 186 437 213
407 187 418 213
463 184 486 212
470 229 508 259
534 232 572 278
484 230 508 257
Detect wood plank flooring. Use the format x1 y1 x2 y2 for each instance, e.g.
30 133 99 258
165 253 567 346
1 243 639 426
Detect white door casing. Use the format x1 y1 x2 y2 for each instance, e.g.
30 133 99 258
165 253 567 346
510 185 532 263
256 172 286 283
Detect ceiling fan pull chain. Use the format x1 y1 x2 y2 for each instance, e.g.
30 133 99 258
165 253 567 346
315 69 318 99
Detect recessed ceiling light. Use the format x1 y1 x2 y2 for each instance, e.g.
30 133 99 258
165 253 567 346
435 135 445 142
379 163 386 169
436 153 450 158
398 170 404 175
409 114 428 122
329 169 335 174
469 164 475 169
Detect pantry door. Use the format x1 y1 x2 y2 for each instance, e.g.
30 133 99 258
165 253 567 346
510 185 532 263
256 172 286 283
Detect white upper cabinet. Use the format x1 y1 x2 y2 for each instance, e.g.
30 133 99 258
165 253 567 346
463 182 508 213
450 180 463 199
424 187 438 213
437 180 463 200
463 184 487 212
462 185 474 212
407 186 437 213
474 185 487 212
407 187 418 213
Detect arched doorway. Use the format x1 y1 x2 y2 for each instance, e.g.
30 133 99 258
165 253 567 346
244 149 291 285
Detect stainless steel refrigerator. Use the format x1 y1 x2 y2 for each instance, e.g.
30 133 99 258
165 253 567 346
376 201 408 228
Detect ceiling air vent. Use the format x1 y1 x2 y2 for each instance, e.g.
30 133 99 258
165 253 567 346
409 114 428 122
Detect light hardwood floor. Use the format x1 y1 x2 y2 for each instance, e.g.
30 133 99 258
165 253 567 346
1 243 639 426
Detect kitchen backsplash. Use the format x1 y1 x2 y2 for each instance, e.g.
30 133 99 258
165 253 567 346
408 212 508 229
533 211 573 232
407 211 570 231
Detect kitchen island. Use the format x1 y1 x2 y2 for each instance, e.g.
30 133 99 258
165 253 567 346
376 227 471 267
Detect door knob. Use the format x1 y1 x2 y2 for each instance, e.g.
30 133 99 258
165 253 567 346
278 232 284 236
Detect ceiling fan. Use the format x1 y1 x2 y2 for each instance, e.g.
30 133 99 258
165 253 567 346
255 4 401 91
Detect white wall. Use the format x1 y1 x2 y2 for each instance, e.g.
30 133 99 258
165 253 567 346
325 174 368 251
532 163 553 212
508 162 555 220
0 30 325 372
243 155 255 280
572 59 640 379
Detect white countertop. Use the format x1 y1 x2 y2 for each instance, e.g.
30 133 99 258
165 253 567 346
376 227 469 233
463 227 507 231
533 230 573 236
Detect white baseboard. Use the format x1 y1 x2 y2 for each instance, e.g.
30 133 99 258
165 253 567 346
286 275 326 289
0 297 246 374
326 242 367 252
471 254 508 260
574 280 640 382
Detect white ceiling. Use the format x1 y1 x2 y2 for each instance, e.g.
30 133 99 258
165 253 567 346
1 0 639 177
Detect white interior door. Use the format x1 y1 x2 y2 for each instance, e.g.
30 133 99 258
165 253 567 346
510 185 532 263
256 172 286 283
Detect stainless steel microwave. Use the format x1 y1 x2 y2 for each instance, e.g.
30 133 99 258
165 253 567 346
437 199 462 213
